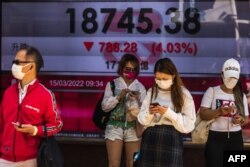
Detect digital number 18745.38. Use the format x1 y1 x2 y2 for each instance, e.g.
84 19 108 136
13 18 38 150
66 7 200 34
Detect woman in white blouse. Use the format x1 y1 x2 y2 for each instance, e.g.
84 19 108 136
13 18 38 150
102 54 146 167
137 58 196 167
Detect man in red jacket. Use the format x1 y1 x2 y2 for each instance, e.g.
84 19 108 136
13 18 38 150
0 46 63 167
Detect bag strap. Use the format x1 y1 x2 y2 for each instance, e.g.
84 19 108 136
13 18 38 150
108 80 116 114
110 80 115 96
43 125 48 142
150 86 154 104
211 86 215 108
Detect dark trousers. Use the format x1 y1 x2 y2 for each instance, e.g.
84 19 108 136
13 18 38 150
205 130 244 167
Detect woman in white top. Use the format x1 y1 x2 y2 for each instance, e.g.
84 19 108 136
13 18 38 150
200 58 249 167
102 54 146 167
137 58 196 167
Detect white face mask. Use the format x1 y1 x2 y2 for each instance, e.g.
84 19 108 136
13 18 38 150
155 79 173 90
11 64 29 80
223 77 238 89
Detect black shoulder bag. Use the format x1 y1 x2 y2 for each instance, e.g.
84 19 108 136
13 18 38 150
37 125 64 167
92 80 115 130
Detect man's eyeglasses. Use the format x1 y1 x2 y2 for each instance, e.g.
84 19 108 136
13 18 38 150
12 60 35 65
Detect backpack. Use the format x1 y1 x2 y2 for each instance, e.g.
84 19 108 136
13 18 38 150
92 80 115 130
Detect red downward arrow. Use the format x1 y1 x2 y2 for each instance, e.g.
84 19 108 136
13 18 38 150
83 42 94 52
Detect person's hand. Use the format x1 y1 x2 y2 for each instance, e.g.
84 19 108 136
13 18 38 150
155 105 168 115
117 89 128 101
13 123 37 136
219 106 235 115
149 104 168 115
232 114 244 125
128 91 140 102
149 103 159 114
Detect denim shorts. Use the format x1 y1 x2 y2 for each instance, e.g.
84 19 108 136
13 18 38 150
105 125 140 142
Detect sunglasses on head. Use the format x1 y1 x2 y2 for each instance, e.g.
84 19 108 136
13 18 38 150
12 60 35 65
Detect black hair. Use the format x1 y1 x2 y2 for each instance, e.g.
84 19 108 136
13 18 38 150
233 79 245 117
117 54 140 76
19 45 44 73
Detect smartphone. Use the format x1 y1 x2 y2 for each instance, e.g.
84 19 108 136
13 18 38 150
150 102 160 106
12 122 22 128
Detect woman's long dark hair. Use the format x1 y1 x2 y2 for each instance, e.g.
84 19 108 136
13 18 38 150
152 58 184 113
233 80 245 116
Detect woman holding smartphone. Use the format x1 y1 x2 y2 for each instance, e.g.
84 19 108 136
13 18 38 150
137 58 196 167
102 54 146 167
199 58 249 167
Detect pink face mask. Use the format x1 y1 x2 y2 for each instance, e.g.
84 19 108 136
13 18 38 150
123 71 137 80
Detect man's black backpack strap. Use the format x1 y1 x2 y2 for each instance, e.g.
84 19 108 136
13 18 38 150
92 80 115 130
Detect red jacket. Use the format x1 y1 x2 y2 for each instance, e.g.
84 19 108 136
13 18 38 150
0 80 63 162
